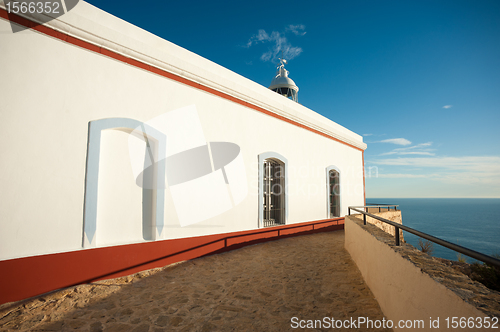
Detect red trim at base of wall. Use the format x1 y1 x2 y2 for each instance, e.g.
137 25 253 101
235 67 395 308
362 151 366 205
0 218 344 305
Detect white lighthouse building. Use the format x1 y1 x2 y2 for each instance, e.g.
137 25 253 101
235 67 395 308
0 1 366 304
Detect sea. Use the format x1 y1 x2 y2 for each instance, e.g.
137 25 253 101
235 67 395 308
366 198 500 262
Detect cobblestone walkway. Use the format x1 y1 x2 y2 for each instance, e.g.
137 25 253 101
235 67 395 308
0 230 390 331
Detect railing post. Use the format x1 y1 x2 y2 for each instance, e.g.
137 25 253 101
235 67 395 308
395 226 400 246
363 213 366 225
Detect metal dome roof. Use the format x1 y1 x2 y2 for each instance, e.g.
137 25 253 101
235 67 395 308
269 75 299 91
269 61 299 92
269 59 299 102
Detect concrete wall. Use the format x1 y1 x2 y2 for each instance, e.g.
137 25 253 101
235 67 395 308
0 2 366 262
345 216 499 331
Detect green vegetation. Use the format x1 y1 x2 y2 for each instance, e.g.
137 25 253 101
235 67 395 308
415 239 499 292
470 253 500 292
417 238 434 256
456 253 467 263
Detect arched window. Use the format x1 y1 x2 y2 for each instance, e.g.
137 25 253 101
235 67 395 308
258 152 288 228
326 166 341 218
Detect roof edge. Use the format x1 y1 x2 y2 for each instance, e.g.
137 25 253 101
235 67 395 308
0 1 367 151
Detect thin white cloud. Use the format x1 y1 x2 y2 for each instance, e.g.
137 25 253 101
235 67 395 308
378 173 433 178
372 156 500 175
443 105 453 109
286 24 306 36
381 151 435 156
369 156 500 186
380 142 435 156
378 138 412 146
402 152 435 155
246 26 305 63
364 133 387 138
415 142 432 147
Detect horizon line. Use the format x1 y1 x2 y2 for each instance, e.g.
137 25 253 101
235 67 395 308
366 197 500 199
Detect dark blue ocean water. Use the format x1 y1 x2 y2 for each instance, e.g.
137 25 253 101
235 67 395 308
366 198 500 262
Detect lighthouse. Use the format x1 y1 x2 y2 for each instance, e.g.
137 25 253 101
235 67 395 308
269 58 299 102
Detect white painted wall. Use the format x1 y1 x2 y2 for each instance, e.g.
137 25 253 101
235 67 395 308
96 130 144 246
0 2 366 261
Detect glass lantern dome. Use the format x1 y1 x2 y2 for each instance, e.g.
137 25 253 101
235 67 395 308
269 59 299 103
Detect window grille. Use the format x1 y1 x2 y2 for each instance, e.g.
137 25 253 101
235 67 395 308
329 169 340 218
271 87 298 102
263 159 285 227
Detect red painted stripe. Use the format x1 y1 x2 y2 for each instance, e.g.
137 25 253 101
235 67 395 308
225 230 279 247
279 225 313 236
0 218 344 305
314 220 341 230
0 8 363 152
363 151 366 205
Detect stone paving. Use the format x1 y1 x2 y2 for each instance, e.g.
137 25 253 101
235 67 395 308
0 230 391 331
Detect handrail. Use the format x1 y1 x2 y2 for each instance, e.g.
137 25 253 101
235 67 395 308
366 203 397 206
348 206 500 269
350 204 399 213
350 205 399 208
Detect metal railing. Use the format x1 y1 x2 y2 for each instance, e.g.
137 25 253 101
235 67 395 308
348 205 500 269
365 203 399 212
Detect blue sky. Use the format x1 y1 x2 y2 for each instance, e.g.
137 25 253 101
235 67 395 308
85 0 500 198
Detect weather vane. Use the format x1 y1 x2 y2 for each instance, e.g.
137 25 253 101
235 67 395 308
278 50 287 68
279 50 287 68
